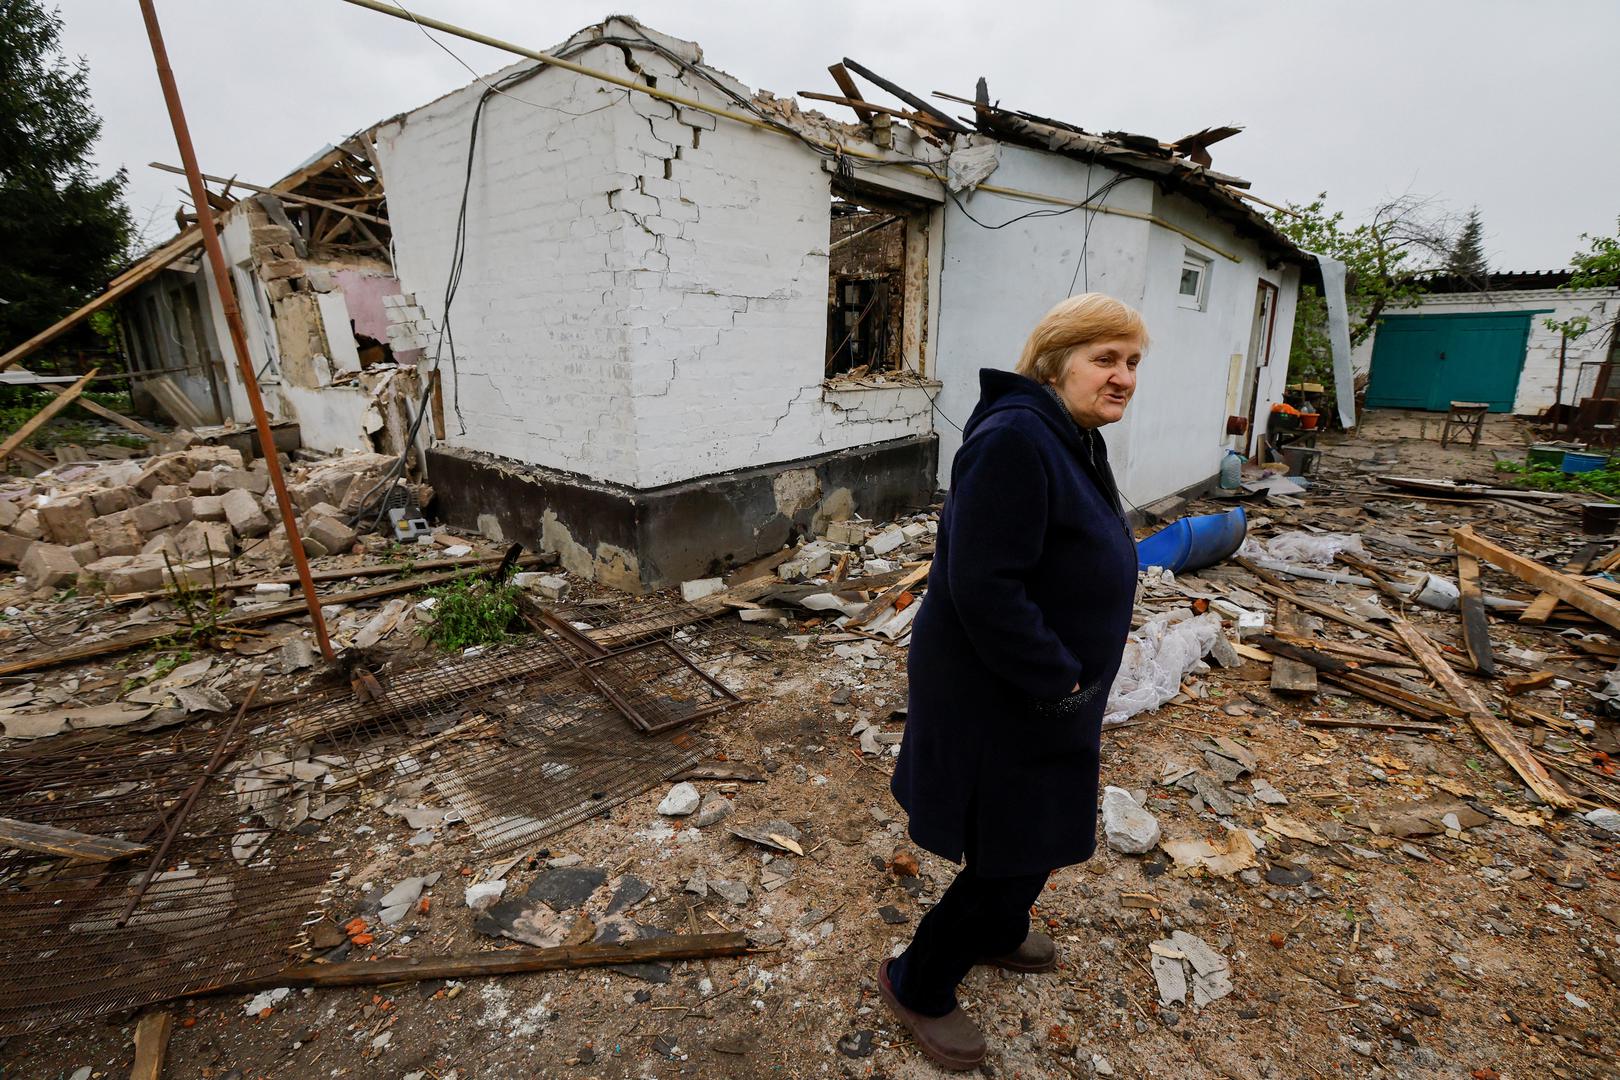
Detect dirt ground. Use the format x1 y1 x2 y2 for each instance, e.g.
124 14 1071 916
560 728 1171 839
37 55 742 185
3 415 1619 1080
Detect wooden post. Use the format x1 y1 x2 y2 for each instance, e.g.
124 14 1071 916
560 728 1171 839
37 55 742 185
1455 526 1620 633
1269 599 1318 695
1455 550 1496 675
130 1010 174 1080
137 0 334 660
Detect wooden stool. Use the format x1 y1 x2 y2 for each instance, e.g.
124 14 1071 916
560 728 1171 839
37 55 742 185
1440 401 1489 449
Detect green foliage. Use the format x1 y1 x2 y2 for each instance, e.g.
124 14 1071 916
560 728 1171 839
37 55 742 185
1447 208 1488 278
1495 459 1620 499
418 577 523 651
0 1 134 354
1547 217 1620 342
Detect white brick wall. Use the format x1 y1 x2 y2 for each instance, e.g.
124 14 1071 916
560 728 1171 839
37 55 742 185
1351 287 1620 413
376 20 929 491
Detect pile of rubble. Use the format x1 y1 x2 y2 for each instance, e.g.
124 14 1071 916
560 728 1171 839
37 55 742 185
0 446 399 594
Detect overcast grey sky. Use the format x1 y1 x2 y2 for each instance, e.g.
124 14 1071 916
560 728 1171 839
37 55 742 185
60 0 1619 269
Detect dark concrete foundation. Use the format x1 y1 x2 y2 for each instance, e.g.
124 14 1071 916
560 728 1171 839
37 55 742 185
426 435 938 592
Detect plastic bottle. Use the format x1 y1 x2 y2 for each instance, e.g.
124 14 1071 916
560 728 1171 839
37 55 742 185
1219 449 1244 490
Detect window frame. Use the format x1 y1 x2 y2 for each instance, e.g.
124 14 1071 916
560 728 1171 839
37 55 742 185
1177 249 1213 311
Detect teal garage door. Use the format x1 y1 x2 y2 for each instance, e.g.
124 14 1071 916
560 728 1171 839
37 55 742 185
1365 311 1543 412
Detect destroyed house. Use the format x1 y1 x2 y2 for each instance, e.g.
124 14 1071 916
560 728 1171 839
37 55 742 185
10 17 1317 590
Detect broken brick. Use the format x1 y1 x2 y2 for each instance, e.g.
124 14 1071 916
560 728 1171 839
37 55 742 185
20 543 79 590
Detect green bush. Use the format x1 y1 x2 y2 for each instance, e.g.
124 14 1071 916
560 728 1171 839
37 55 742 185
1495 459 1620 499
418 577 523 651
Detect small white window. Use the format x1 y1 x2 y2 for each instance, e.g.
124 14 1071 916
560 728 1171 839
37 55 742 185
1178 250 1212 311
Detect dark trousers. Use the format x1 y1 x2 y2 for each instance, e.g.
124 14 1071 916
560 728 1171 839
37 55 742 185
889 860 1050 1017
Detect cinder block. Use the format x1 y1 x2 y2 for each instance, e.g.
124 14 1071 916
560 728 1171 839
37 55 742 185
37 497 94 546
131 499 183 535
187 471 219 495
89 487 135 517
102 553 167 593
69 541 99 566
216 469 269 495
10 510 43 541
175 520 234 562
0 531 32 567
87 511 144 556
304 515 357 554
191 495 226 522
185 445 245 471
0 499 19 530
20 543 79 590
134 455 193 496
149 484 187 502
222 488 270 538
141 532 181 561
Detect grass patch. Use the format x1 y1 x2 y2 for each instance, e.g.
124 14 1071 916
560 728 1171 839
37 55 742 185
418 576 523 651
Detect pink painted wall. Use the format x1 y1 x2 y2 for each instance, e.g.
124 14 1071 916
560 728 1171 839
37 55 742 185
333 269 401 343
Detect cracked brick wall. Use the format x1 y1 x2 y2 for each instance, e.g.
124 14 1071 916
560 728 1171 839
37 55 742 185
376 19 931 492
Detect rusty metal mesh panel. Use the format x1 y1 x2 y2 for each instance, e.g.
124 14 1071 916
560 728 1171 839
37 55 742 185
583 640 744 733
0 732 332 1039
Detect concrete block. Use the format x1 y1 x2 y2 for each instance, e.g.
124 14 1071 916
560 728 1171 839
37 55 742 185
37 497 94 546
10 510 43 541
68 541 99 566
141 532 181 561
191 495 226 522
866 527 905 556
21 543 79 590
0 499 18 530
223 488 270 538
304 501 344 521
89 487 135 517
185 445 245 471
87 511 144 556
102 553 167 593
150 484 187 502
187 471 219 495
823 520 865 546
305 515 357 554
680 577 724 602
134 455 193 496
0 531 33 567
216 469 269 495
131 499 183 535
175 520 234 562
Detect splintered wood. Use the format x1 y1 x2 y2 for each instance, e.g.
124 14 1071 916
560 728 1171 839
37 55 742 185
1269 599 1318 695
1391 619 1575 810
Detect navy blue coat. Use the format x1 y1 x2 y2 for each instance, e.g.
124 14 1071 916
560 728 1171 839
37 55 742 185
891 369 1138 876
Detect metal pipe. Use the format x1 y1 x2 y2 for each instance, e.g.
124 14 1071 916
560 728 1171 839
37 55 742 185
136 0 335 660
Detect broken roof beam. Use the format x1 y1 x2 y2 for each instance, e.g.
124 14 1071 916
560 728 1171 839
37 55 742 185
148 162 387 227
798 91 951 130
1454 525 1620 633
826 63 874 123
840 58 970 134
0 368 97 464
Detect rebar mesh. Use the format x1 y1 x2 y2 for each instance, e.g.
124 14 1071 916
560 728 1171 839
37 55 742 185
0 732 332 1038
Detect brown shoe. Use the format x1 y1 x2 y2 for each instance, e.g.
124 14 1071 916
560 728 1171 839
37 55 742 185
876 958 987 1071
983 931 1058 973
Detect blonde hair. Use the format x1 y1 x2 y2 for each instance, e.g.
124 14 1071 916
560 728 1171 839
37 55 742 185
1014 293 1148 383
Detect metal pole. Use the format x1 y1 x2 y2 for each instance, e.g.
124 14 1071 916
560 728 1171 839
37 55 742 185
136 0 335 661
1555 331 1568 438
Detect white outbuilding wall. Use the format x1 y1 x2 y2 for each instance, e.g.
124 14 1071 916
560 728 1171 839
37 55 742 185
376 20 933 492
931 147 1300 506
1351 287 1620 414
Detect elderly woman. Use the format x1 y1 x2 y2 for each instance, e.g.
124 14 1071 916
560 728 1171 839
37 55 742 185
880 293 1145 1070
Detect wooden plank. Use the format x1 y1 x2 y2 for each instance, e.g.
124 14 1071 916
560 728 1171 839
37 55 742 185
1521 543 1601 624
1336 553 1408 605
839 58 971 133
1455 526 1620 634
1301 713 1452 735
0 369 97 464
429 368 446 440
1269 599 1318 694
1455 550 1496 675
0 233 202 371
148 162 389 226
1237 562 1404 647
1249 634 1354 674
798 91 948 128
827 63 875 122
145 374 207 429
0 816 152 862
848 561 931 627
1321 670 1464 721
222 932 751 993
44 385 172 447
130 1009 174 1080
1391 618 1575 810
1269 633 1419 668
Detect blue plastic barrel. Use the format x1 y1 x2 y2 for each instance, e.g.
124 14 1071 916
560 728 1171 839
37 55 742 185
1136 506 1248 573
1563 451 1607 475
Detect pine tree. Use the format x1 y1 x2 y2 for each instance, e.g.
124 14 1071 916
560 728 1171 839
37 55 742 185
1448 208 1488 279
0 0 133 354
